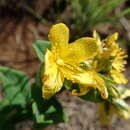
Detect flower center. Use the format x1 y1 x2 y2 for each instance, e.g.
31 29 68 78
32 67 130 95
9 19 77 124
56 58 64 66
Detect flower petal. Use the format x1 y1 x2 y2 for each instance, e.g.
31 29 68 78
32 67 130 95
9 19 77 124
93 30 103 53
105 32 118 46
42 50 64 99
61 63 95 85
48 23 69 53
63 37 98 64
93 30 100 40
110 70 128 84
112 48 127 72
62 64 108 99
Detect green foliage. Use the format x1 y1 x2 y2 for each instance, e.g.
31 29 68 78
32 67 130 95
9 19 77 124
32 97 68 128
69 0 130 37
0 66 32 129
0 105 32 130
33 40 51 62
0 66 31 108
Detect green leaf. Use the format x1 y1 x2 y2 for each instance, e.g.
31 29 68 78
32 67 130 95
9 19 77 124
32 97 68 127
115 8 130 18
70 0 128 36
0 105 32 130
0 66 31 108
33 40 51 62
33 63 44 91
31 66 68 127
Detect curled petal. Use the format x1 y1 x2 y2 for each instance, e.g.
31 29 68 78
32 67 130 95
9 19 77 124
72 86 90 96
42 50 64 99
63 37 98 64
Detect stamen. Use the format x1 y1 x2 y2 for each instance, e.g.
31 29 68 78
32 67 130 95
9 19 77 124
56 59 64 66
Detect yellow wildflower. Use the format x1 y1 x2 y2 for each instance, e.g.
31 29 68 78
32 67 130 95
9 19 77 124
105 33 128 84
42 23 101 99
93 31 128 84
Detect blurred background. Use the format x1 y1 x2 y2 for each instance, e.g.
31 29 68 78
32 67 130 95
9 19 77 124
0 0 130 129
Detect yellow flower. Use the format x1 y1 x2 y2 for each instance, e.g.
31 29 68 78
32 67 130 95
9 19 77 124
42 23 100 99
104 33 127 68
105 33 128 84
93 31 128 84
